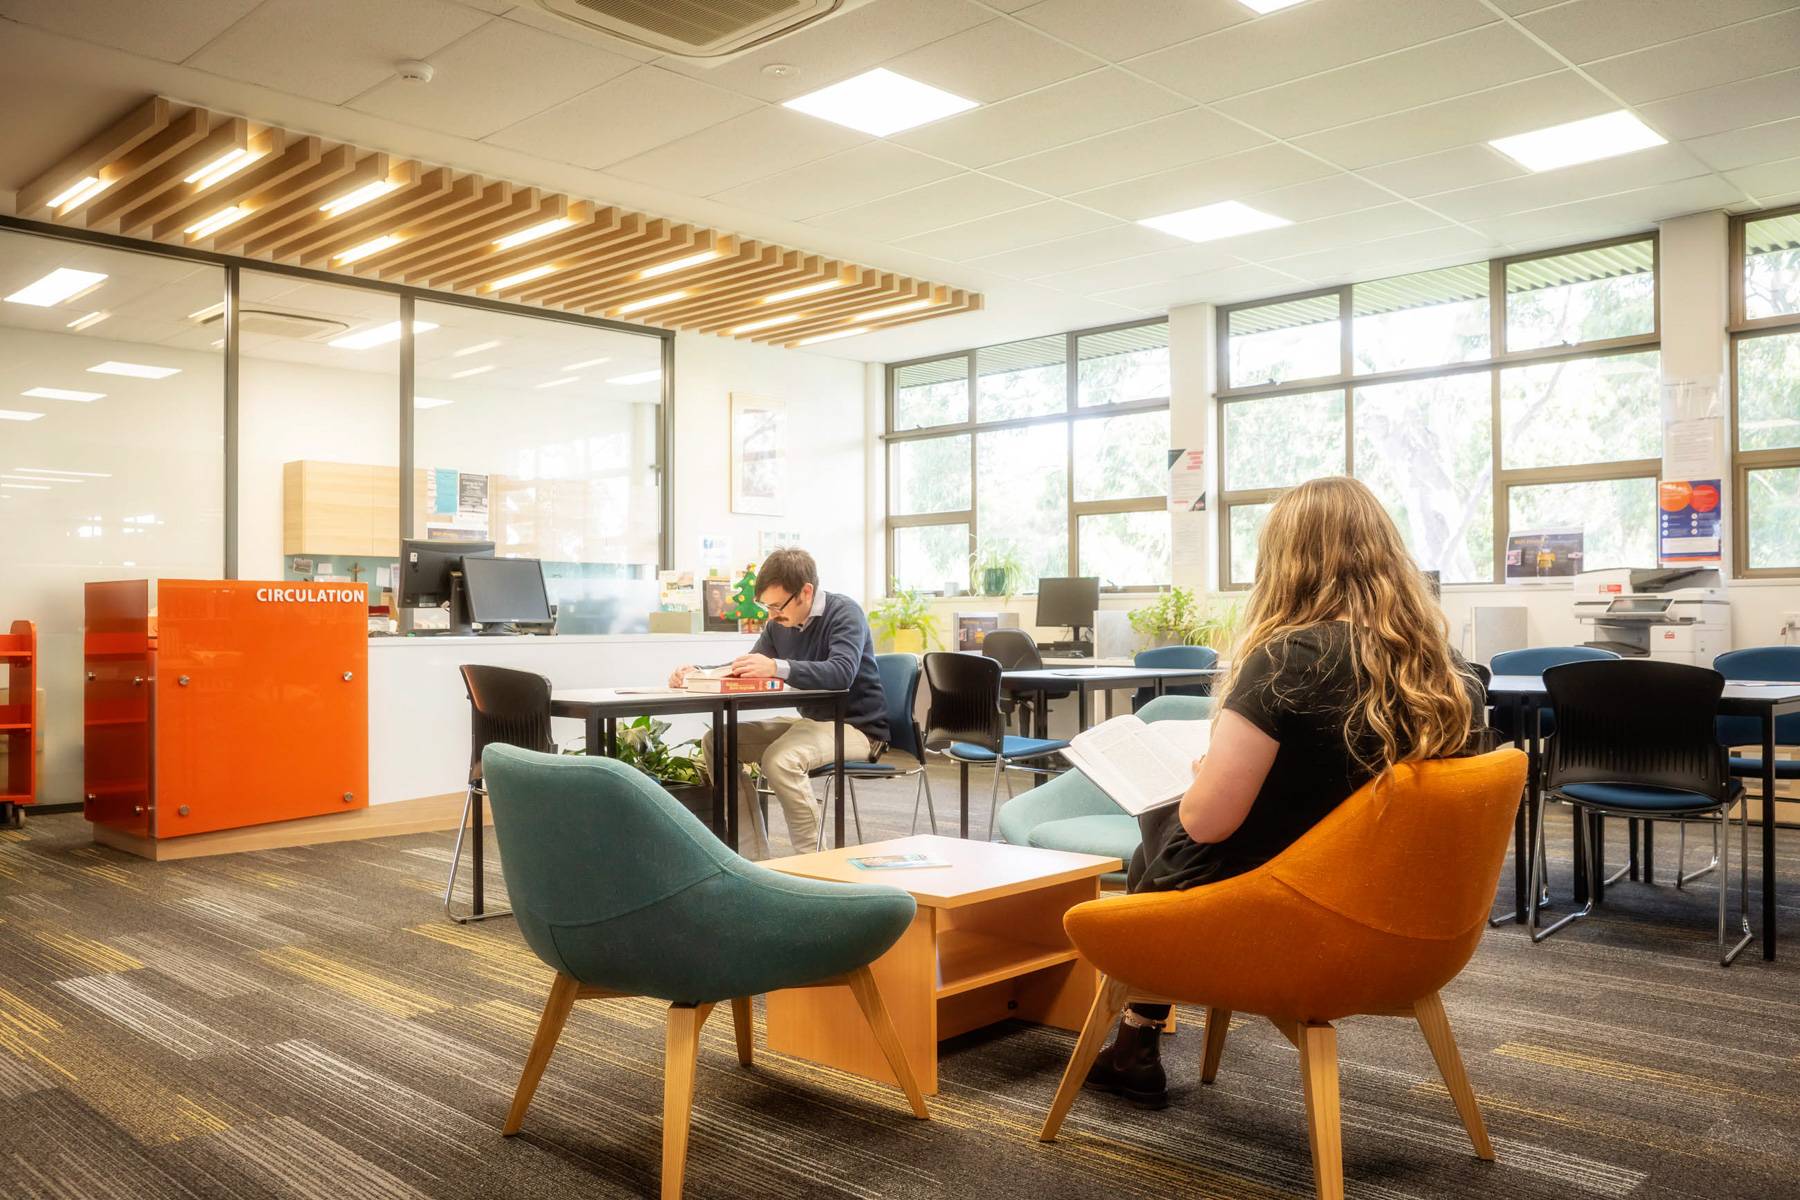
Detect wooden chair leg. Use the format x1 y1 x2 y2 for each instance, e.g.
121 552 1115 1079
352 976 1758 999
1200 1007 1231 1084
503 972 579 1135
1413 992 1495 1161
730 996 754 1066
1298 1022 1344 1200
1038 973 1129 1142
662 1002 715 1200
844 966 929 1119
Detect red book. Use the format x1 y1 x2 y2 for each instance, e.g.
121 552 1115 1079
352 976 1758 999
684 676 784 694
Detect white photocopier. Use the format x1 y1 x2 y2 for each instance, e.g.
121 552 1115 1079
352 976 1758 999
1571 567 1730 666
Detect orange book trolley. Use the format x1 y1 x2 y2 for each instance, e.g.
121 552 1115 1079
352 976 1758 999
1 619 37 826
84 579 368 841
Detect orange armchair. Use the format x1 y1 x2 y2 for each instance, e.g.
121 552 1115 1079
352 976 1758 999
1039 748 1528 1200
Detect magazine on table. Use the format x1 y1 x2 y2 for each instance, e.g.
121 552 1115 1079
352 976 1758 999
1061 715 1211 816
847 853 950 870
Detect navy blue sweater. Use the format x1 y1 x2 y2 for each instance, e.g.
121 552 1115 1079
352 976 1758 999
752 593 890 743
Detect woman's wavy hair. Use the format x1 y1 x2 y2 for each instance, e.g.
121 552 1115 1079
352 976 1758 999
1220 476 1475 778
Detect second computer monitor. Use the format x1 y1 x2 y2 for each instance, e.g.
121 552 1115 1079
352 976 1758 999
1036 576 1100 632
461 555 552 628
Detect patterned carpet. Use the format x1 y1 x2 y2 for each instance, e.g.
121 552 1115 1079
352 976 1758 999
2 770 1798 1200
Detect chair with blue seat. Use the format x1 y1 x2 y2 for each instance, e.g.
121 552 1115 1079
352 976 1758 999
481 744 928 1200
922 651 1069 841
1529 659 1751 965
1130 645 1217 712
996 693 1215 883
1711 645 1800 884
793 652 939 846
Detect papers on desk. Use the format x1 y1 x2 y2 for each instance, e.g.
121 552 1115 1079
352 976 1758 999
615 686 685 695
1062 715 1210 816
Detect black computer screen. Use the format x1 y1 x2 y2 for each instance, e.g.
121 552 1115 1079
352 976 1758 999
1036 576 1100 630
399 539 492 608
461 556 552 626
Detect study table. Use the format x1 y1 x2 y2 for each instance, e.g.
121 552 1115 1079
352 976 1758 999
1001 665 1222 737
550 684 851 852
1485 673 1800 961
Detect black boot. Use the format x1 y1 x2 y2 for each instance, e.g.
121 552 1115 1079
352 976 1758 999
1083 1016 1168 1109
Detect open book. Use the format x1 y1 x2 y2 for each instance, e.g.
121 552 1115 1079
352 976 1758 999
1061 715 1211 816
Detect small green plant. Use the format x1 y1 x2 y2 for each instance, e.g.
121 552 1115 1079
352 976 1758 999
1129 588 1244 652
971 545 1026 598
566 715 705 784
869 585 941 649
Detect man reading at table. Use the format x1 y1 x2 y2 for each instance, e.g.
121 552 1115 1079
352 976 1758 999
670 548 889 857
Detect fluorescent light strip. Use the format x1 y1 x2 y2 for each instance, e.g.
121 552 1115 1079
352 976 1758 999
731 314 802 335
782 68 978 137
335 234 403 264
493 218 574 251
413 396 453 409
327 320 438 350
88 361 182 379
561 356 611 371
1138 200 1289 243
2 474 79 483
187 301 226 322
14 468 111 477
23 387 105 402
449 364 494 379
6 268 108 307
1488 110 1666 172
855 299 930 321
639 250 720 280
607 370 661 385
1 483 50 489
489 265 557 292
615 290 687 315
48 176 105 208
794 327 867 346
319 179 399 217
185 206 248 239
536 377 579 389
0 411 46 422
185 148 262 189
66 311 110 331
1238 0 1308 13
763 280 840 305
452 340 501 357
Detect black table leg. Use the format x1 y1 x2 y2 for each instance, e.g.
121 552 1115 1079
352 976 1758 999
1510 695 1527 923
959 761 970 839
604 717 617 758
471 789 485 917
1643 820 1654 884
726 706 740 852
711 716 726 838
834 695 847 849
1077 684 1090 732
1628 820 1640 882
1592 817 1605 906
1763 712 1778 961
587 710 602 758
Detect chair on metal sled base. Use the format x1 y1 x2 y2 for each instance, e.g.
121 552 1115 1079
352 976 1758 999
1529 659 1752 966
921 651 1069 841
482 745 927 1200
445 663 555 923
1712 646 1800 882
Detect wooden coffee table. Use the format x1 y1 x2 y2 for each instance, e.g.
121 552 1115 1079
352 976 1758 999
761 834 1120 1095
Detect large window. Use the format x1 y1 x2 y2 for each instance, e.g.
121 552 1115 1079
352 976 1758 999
1218 235 1661 585
1732 208 1800 576
885 319 1170 592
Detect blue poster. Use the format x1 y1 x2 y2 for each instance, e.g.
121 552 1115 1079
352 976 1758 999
1658 479 1721 564
432 467 457 515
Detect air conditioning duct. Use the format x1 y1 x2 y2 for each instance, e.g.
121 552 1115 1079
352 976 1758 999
191 307 351 340
529 0 860 60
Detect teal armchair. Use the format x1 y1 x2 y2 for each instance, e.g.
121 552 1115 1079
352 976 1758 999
482 745 929 1200
995 694 1215 884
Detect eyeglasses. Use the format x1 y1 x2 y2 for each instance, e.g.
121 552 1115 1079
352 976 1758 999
763 589 801 614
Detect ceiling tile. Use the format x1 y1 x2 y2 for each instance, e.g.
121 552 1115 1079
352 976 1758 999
0 0 263 63
1070 143 1338 220
969 224 1189 279
806 172 1040 240
987 109 1269 195
1424 143 1718 222
1723 155 1800 200
499 3 662 60
895 201 1118 261
1242 172 1397 222
706 141 962 220
1294 70 1616 170
1130 0 1496 103
1356 144 1527 197
1267 226 1502 283
1225 202 1448 261
1687 117 1800 171
1216 24 1560 139
1520 0 1800 65
879 18 1100 103
1013 0 1250 62
1486 0 1564 12
1037 243 1243 296
1095 263 1307 313
890 68 1191 167
484 66 759 169
607 105 868 197
1584 10 1800 104
1638 66 1800 140
1468 175 1748 243
184 0 491 104
349 17 637 139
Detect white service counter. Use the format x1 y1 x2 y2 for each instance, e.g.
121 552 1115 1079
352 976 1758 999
368 632 755 805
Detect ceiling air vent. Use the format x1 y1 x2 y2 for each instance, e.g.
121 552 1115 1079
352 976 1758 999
532 0 847 59
191 307 351 340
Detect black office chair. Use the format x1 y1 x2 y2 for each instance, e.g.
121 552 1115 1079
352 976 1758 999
922 651 1069 840
1530 659 1750 965
447 664 555 924
982 628 1070 737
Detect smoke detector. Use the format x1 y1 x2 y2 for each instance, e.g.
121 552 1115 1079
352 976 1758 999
394 59 435 84
529 0 865 61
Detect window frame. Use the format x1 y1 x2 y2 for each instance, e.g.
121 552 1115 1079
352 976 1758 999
1729 203 1800 579
1215 232 1662 588
884 316 1171 595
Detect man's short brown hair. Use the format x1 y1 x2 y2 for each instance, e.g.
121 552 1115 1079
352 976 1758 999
755 548 817 599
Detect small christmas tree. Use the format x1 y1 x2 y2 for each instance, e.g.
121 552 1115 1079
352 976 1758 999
726 563 766 633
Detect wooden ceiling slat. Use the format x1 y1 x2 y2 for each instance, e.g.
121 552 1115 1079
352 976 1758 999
653 251 820 322
120 126 274 236
91 115 245 229
77 106 208 228
17 96 169 216
380 191 565 280
151 135 323 240
560 244 773 318
349 180 518 276
273 167 460 265
203 150 384 252
777 290 980 347
688 268 885 334
413 199 598 289
751 278 930 342
239 158 417 258
435 210 640 291
518 223 705 305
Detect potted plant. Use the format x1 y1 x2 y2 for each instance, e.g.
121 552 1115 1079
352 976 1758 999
971 546 1025 598
869 586 941 654
567 715 713 821
1129 588 1244 653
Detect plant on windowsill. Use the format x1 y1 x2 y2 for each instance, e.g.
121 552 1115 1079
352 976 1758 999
869 585 941 654
1129 587 1244 654
971 546 1026 599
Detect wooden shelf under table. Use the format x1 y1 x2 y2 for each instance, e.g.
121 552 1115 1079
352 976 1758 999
935 929 1079 999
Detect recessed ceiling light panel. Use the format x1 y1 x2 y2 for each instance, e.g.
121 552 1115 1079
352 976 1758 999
88 361 182 379
607 370 661 386
783 68 977 137
1138 200 1290 243
23 387 105 402
0 410 46 422
1238 0 1308 13
1488 110 1666 172
6 268 108 307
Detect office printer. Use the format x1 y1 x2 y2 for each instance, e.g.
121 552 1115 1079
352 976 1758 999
1572 567 1730 667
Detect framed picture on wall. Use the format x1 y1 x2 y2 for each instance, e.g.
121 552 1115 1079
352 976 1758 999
731 392 786 516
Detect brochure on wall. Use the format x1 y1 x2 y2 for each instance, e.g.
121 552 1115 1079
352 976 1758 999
1664 418 1722 481
1505 528 1583 582
1168 447 1206 513
1658 479 1723 565
430 467 458 515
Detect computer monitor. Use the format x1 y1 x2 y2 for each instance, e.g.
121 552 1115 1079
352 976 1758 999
461 556 552 630
1036 576 1100 636
399 538 493 633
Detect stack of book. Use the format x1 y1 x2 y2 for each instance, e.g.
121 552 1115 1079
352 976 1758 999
684 666 784 694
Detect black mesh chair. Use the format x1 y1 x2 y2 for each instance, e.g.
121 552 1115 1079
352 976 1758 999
1530 659 1750 965
982 628 1070 737
922 651 1068 840
448 664 555 924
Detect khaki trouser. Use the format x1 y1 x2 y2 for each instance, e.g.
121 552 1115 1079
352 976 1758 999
701 716 871 859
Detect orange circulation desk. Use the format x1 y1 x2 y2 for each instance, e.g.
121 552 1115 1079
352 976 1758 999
85 580 368 840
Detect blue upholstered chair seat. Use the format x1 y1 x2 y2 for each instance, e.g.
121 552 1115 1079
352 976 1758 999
1556 779 1744 813
946 735 1068 762
1728 756 1800 778
1026 813 1142 862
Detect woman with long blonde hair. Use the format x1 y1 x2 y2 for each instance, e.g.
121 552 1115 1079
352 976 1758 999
1085 475 1486 1109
